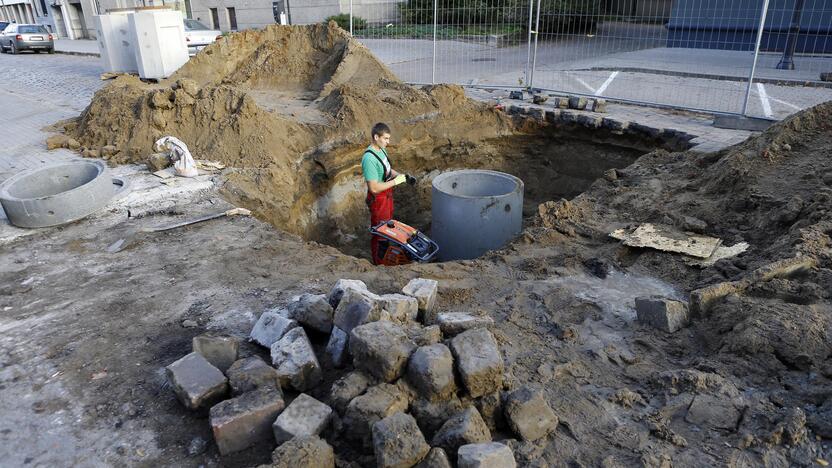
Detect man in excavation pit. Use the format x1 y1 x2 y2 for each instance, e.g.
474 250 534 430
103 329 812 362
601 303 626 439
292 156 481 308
362 122 415 265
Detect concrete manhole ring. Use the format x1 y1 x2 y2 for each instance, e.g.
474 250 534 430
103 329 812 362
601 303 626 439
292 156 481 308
0 160 129 228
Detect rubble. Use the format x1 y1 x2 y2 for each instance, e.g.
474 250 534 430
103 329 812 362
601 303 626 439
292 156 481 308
406 343 457 401
325 326 350 368
166 352 228 410
209 387 285 455
380 293 419 324
192 334 239 373
410 397 467 439
457 442 516 468
503 386 558 441
328 279 369 308
251 309 299 347
431 407 492 458
416 447 452 468
272 393 333 445
436 312 494 336
635 296 689 333
270 327 322 391
406 324 443 347
226 356 281 395
287 293 334 334
269 436 336 468
343 383 409 444
402 278 438 323
474 392 505 432
450 328 504 397
329 371 371 413
349 321 416 382
372 412 431 468
333 288 383 333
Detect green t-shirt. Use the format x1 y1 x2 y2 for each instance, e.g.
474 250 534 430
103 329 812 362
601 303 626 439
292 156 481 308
361 146 390 182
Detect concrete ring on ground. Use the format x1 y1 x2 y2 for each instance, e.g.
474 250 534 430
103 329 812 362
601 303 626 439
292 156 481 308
0 160 128 228
431 169 524 261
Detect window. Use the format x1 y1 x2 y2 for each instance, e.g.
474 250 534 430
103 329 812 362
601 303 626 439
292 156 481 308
19 25 48 33
39 0 47 17
226 7 236 31
209 8 219 30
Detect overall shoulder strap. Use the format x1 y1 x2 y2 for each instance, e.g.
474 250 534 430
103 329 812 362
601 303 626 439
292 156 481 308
365 149 392 181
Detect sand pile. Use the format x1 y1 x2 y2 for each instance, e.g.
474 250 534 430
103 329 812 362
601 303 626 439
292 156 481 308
553 101 832 370
64 22 513 238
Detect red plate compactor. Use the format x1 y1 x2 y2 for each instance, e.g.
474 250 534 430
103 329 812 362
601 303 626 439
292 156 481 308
370 220 439 266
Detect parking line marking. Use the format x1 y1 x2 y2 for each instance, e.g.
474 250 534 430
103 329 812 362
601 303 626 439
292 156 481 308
767 95 801 111
757 83 773 118
572 75 596 93
595 71 619 96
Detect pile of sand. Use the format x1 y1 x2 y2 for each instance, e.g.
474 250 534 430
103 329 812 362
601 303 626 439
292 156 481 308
65 22 513 238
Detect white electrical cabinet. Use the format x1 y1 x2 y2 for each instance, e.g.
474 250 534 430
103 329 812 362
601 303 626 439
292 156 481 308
128 10 189 80
96 12 138 74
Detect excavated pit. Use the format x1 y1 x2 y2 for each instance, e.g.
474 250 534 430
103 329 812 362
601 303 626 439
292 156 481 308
297 133 646 259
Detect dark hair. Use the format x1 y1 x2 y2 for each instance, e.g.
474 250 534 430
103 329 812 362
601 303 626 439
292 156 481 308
371 122 391 139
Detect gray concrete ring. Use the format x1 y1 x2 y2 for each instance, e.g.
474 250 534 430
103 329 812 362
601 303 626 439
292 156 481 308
0 160 126 228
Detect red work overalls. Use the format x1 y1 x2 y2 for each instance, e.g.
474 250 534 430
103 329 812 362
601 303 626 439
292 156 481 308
365 149 394 265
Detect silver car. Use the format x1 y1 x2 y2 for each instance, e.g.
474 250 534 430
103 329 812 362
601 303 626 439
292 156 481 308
0 24 54 54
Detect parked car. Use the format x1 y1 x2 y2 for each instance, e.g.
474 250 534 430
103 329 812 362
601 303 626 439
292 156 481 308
0 24 54 54
183 19 221 56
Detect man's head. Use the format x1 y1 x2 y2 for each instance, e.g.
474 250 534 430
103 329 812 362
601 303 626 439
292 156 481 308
371 122 391 149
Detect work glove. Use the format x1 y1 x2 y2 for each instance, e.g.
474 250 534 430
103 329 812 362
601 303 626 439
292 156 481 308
393 174 407 186
406 175 417 186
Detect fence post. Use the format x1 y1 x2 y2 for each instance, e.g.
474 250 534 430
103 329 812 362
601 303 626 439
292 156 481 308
349 0 353 35
742 0 771 116
528 0 542 89
524 0 535 88
432 0 437 84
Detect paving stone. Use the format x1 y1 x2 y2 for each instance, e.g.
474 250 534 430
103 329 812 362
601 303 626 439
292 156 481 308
528 107 545 120
287 293 334 334
415 447 452 468
166 352 228 410
685 394 741 430
503 386 558 441
406 324 443 347
209 388 285 455
333 288 384 333
349 321 416 382
226 356 281 396
450 328 504 398
270 435 335 468
577 114 603 129
602 117 628 132
590 98 607 113
532 94 547 104
635 296 689 333
431 407 492 458
326 326 350 368
410 397 466 439
192 334 239 373
380 293 419 324
372 412 431 468
329 371 371 413
328 278 369 308
457 442 516 468
475 392 505 432
270 327 322 391
402 278 439 324
436 312 494 336
568 96 587 110
250 309 299 348
273 393 333 445
407 343 457 401
344 383 409 445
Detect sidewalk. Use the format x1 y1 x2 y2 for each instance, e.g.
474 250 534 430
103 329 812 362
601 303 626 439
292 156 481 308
55 38 100 56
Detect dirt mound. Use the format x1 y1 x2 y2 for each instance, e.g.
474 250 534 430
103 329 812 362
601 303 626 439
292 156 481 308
553 101 832 370
66 23 513 239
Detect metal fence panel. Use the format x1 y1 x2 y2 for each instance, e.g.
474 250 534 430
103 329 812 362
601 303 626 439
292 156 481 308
344 0 832 119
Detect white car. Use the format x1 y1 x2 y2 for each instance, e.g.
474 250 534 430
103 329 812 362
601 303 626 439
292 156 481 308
183 19 221 56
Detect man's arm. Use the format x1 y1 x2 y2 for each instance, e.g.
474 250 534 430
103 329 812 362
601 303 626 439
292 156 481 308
367 178 400 194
